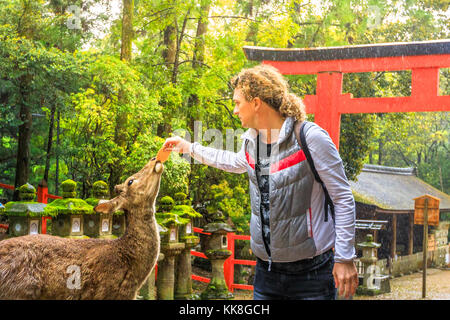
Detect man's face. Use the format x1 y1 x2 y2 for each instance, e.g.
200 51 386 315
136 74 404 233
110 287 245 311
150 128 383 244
233 88 255 128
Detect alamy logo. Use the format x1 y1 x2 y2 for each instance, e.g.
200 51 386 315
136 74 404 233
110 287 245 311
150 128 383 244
66 265 81 290
66 5 81 30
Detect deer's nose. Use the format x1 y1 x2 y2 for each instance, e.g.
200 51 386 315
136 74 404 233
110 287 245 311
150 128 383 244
155 161 163 174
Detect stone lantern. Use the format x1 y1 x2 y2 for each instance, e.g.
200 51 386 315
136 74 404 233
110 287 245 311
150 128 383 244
200 210 234 300
4 183 46 237
44 179 93 239
84 180 116 239
156 204 186 300
356 234 387 294
171 198 203 300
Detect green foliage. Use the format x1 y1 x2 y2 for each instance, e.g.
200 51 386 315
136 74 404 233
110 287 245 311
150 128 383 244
206 180 251 234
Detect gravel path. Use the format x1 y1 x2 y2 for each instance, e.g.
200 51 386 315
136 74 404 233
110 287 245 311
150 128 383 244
354 268 450 300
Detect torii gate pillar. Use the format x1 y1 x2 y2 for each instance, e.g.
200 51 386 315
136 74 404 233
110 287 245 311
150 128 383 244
244 40 450 150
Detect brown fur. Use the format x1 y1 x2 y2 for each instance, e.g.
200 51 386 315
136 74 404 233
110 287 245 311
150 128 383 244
0 158 163 300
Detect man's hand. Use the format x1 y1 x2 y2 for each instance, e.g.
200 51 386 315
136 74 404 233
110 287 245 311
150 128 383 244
163 136 192 154
332 261 358 299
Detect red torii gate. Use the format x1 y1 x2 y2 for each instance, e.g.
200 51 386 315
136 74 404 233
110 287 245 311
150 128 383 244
243 40 450 150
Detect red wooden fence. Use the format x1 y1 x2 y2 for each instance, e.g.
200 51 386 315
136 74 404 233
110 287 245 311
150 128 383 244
191 226 256 292
0 182 61 234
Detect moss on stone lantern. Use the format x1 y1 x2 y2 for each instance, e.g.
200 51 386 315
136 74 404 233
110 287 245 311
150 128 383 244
173 192 191 206
171 205 201 241
158 196 175 212
44 179 93 239
156 208 186 300
84 180 116 239
171 201 202 300
356 234 390 295
4 183 46 237
200 211 234 300
157 212 189 244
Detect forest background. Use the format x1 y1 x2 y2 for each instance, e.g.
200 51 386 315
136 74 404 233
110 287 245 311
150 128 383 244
0 0 448 233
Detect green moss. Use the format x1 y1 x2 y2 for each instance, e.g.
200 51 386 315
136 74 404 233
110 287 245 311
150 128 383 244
174 192 187 202
170 204 202 218
352 190 391 209
4 201 46 217
201 277 233 300
62 191 77 198
18 183 36 201
158 196 175 212
182 234 199 240
160 196 175 205
61 179 77 198
84 197 100 207
113 210 125 216
205 249 232 258
92 180 109 199
156 212 189 227
44 198 94 217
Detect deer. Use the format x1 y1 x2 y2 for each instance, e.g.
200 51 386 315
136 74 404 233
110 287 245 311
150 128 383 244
0 157 164 300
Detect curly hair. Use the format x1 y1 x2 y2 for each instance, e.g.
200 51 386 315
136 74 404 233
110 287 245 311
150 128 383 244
230 64 306 122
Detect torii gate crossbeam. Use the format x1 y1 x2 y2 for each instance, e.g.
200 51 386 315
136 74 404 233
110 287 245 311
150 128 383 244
243 40 450 150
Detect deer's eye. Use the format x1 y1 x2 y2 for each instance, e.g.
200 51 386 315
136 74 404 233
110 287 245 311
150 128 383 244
128 179 134 186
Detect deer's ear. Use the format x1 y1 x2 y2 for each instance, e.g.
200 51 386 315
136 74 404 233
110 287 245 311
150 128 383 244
94 197 125 214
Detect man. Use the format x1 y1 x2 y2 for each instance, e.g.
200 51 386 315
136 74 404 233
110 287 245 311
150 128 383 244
163 64 358 300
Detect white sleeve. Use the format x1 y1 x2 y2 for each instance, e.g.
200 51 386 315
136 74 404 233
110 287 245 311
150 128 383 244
189 141 248 174
305 124 356 263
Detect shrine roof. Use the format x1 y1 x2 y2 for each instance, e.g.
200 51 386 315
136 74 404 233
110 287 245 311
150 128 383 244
350 164 450 212
244 39 450 62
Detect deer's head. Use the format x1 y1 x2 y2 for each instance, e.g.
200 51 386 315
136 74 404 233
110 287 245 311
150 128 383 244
94 157 164 215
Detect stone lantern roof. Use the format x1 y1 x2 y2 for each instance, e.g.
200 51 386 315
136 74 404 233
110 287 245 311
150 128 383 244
44 179 93 217
203 222 235 233
4 183 46 218
357 234 381 249
156 212 190 227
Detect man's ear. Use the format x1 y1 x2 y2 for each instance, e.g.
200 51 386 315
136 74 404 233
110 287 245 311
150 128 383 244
253 97 262 111
94 197 125 214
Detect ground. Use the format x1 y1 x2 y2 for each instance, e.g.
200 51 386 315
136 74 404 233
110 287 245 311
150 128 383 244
354 268 450 300
193 266 450 300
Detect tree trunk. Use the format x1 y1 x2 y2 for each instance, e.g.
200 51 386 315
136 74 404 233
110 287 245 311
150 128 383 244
55 110 60 195
188 2 210 135
111 0 135 189
43 104 56 184
157 17 178 137
162 23 176 67
120 0 134 62
377 138 383 165
14 99 32 200
192 2 210 69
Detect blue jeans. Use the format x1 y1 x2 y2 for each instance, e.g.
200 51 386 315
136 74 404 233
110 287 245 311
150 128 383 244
253 250 337 300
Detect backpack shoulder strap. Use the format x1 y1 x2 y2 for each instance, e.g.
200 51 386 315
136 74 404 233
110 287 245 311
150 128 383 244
294 120 335 222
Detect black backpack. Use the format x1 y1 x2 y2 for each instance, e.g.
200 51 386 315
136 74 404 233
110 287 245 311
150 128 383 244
294 120 335 222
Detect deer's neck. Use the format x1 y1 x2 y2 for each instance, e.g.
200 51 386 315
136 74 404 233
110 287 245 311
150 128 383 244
117 205 160 269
